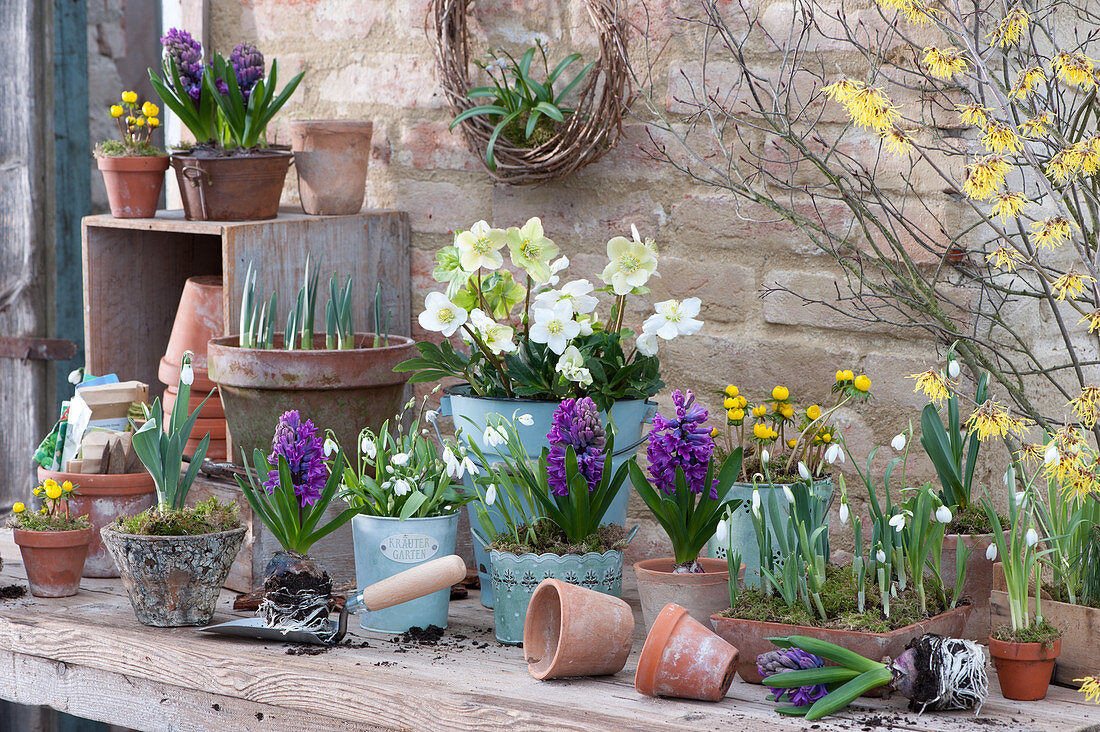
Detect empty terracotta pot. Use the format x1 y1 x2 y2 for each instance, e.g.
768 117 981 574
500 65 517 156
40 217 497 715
524 579 634 680
159 356 217 393
635 557 739 631
97 154 169 218
635 603 739 702
988 635 1061 700
286 119 373 215
163 385 225 419
13 527 94 597
164 276 224 371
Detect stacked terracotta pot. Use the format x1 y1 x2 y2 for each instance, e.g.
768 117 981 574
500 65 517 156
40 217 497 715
160 276 228 460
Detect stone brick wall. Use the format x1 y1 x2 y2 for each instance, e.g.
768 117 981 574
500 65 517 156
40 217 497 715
205 0 994 560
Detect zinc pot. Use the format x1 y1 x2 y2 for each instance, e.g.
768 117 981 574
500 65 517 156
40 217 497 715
524 578 634 680
988 636 1061 701
489 548 624 645
635 602 739 702
443 385 655 607
940 533 997 641
207 333 415 464
101 525 245 627
711 602 973 686
707 478 833 586
170 149 291 221
635 557 741 631
37 467 156 578
13 527 94 597
97 155 170 218
285 119 373 215
351 512 459 633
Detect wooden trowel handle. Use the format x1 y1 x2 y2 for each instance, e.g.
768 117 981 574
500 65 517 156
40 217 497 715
344 555 467 614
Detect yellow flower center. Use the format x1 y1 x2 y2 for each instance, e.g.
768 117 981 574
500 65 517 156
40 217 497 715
437 307 454 324
547 319 563 335
618 252 642 274
521 239 540 260
473 236 493 254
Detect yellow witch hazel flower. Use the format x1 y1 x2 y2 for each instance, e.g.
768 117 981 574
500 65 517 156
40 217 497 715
907 368 953 404
922 47 968 79
964 398 1032 441
1031 216 1074 249
1019 113 1051 139
1010 66 1046 99
956 103 990 128
986 247 1026 271
1068 386 1100 429
987 7 1030 47
991 192 1029 223
877 0 936 24
881 127 914 155
1077 676 1100 703
1052 52 1096 88
1079 310 1100 333
963 155 1009 200
824 78 900 132
981 120 1022 155
1053 270 1096 301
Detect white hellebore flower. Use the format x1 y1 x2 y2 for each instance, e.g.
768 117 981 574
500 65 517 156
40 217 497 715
485 483 497 507
518 413 535 426
888 512 907 532
418 292 468 337
558 279 600 315
935 505 953 524
392 452 410 467
1044 442 1060 466
529 301 581 355
507 217 559 283
839 503 850 525
797 462 811 482
483 426 506 448
986 543 998 561
323 438 338 457
361 435 377 459
546 255 569 286
555 345 593 386
751 489 762 518
761 449 771 465
824 443 842 465
600 227 658 295
891 433 907 452
1026 528 1039 547
636 331 659 357
393 478 412 497
180 360 194 386
469 309 517 355
876 549 887 563
455 220 507 271
783 486 796 504
947 359 961 379
643 298 704 340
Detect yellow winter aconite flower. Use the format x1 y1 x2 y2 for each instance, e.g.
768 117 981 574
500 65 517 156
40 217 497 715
991 192 1029 223
121 90 138 103
753 422 772 440
963 155 1009 200
142 101 159 117
148 117 160 128
1079 310 1100 333
109 105 124 118
1077 676 1100 703
956 103 990 128
825 79 900 132
853 374 871 392
923 47 968 79
806 404 822 421
986 247 1026 271
787 438 798 449
12 503 24 514
987 7 1030 47
1068 386 1100 428
908 368 953 404
981 120 1022 155
724 384 739 397
710 427 719 438
1019 113 1051 138
778 403 794 418
1052 52 1096 88
44 480 62 500
1053 270 1096 301
1031 216 1074 249
881 127 914 155
965 398 1032 441
752 404 767 418
728 408 745 422
1010 66 1047 99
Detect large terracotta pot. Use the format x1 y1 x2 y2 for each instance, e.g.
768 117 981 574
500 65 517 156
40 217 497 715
13 527 94 597
206 333 416 464
941 533 998 640
988 636 1061 701
711 603 973 687
163 276 223 373
285 119 373 215
37 467 156 578
97 154 169 218
524 578 635 680
635 603 739 702
170 149 291 221
634 557 737 631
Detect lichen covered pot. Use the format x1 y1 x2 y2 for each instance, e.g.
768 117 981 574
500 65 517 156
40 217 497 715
101 526 245 627
490 548 623 645
285 119 373 215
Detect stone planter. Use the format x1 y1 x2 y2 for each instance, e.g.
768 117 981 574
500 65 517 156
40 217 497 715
989 636 1061 701
97 154 169 218
489 548 623 645
37 467 156 578
286 119 373 215
710 602 972 687
13 527 94 597
941 533 997 640
635 602 739 702
101 525 245 627
170 149 291 221
634 557 738 631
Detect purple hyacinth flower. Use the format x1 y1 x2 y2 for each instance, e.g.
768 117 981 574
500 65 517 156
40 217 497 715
230 42 265 102
546 397 606 497
160 28 204 102
264 410 329 508
645 389 717 497
757 648 829 707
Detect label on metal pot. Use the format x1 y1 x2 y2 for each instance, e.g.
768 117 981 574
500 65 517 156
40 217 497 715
380 533 440 563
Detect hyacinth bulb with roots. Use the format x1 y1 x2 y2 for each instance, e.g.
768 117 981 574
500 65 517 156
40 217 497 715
759 634 987 720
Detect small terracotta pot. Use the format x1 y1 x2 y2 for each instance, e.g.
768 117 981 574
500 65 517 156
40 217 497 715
163 276 223 371
634 557 738 630
13 526 94 597
37 468 156 578
988 635 1061 701
158 356 216 393
635 603 739 702
97 155 169 218
524 578 634 680
285 119 373 215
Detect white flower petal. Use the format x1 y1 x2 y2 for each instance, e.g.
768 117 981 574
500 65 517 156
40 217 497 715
1026 528 1038 547
986 543 998 561
180 362 194 386
323 438 338 457
518 413 534 426
797 462 811 481
485 483 497 507
935 505 953 524
890 433 907 451
876 549 887 563
839 503 850 525
947 359 960 379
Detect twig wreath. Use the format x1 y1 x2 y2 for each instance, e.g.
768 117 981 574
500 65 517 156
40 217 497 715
431 0 632 185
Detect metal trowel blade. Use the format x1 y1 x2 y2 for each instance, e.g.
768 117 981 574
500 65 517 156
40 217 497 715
199 612 344 646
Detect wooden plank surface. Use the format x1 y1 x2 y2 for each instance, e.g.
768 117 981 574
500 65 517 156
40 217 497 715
0 531 1096 731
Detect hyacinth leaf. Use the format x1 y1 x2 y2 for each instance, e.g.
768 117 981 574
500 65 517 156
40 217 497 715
554 61 594 104
805 667 893 721
450 104 510 129
781 636 883 673
763 667 862 688
776 705 812 717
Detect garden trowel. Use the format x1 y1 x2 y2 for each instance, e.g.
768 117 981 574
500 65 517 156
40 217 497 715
199 554 467 646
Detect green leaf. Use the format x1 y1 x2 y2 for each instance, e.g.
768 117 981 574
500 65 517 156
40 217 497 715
450 104 509 129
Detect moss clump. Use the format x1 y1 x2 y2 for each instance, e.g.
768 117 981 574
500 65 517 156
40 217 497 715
10 512 90 532
94 140 165 158
947 502 998 535
721 564 956 633
500 112 557 149
990 619 1062 644
490 521 627 556
115 497 240 536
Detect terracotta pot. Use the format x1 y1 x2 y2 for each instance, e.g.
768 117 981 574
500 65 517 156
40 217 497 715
97 155 169 218
635 557 740 631
158 356 217 393
101 525 245 626
524 578 634 680
186 437 228 461
635 603 739 702
13 526 94 597
988 636 1061 700
37 468 157 578
163 276 223 371
207 333 416 463
163 386 225 419
941 533 998 640
285 119 373 215
170 149 291 221
989 588 1098 687
711 603 973 687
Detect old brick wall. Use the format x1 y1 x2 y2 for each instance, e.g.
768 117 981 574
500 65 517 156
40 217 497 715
205 0 988 559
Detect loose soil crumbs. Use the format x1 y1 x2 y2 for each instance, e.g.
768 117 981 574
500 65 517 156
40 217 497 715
0 585 26 600
489 522 627 556
285 644 331 656
394 625 445 645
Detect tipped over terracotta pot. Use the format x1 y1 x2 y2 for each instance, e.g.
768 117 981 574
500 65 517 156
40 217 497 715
635 602 739 702
524 579 634 680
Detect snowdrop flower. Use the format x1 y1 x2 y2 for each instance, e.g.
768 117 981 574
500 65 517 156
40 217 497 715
462 455 479 477
393 478 412 497
67 368 82 385
888 512 907 532
947 358 960 379
517 413 534 426
643 298 704 340
636 331 659 357
426 410 439 424
529 302 581 355
935 505 953 524
180 360 194 386
797 462 811 481
716 519 728 542
555 345 593 386
600 226 658 295
839 502 850 525
455 220 507 271
891 433 907 451
986 543 998 561
361 434 377 459
392 452 410 466
1044 442 1060 466
1026 527 1039 547
469 309 517 355
761 449 770 465
751 489 762 518
876 549 887 563
783 485 796 504
483 426 506 447
418 292 468 337
485 483 497 507
824 443 842 465
323 438 338 457
442 447 460 478
1014 490 1028 508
